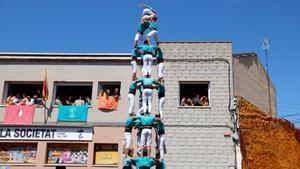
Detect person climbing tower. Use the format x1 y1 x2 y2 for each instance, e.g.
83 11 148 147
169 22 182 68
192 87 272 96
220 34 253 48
127 79 141 115
136 114 160 157
136 41 158 77
155 114 167 160
123 113 136 158
136 74 159 115
157 79 166 119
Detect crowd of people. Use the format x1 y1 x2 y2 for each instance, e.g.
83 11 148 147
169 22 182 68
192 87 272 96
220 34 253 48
6 93 43 106
54 95 92 106
180 95 209 107
122 4 166 169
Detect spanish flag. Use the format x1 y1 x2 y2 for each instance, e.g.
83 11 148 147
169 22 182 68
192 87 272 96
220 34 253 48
42 69 49 101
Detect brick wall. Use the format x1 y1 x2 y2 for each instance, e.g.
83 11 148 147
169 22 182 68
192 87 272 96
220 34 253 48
160 42 236 169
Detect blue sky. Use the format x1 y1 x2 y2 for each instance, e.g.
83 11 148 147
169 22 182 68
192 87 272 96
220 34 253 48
0 0 299 126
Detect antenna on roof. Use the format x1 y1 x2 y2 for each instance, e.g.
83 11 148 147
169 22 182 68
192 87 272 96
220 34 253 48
260 37 272 115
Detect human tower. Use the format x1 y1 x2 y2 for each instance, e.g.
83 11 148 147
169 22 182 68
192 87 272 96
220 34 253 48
122 4 166 169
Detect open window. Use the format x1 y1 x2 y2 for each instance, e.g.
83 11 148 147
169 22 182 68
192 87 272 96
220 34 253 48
97 82 121 111
94 144 118 165
179 81 210 107
53 82 92 106
2 81 43 105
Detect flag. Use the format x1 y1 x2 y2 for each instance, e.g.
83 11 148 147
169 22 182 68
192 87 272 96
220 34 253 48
98 96 119 111
58 106 88 122
42 69 49 101
3 105 35 124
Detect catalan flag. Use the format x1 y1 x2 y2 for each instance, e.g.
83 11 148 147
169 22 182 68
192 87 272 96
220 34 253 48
42 69 49 101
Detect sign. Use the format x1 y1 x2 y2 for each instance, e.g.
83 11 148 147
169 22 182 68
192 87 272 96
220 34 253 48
0 143 37 164
47 144 88 164
3 105 35 124
58 106 88 122
0 127 92 141
95 151 118 165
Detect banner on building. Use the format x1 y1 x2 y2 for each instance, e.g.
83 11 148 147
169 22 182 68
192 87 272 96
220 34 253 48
0 143 37 164
47 144 88 164
95 151 118 165
98 96 119 111
0 126 92 141
3 105 35 124
57 106 88 122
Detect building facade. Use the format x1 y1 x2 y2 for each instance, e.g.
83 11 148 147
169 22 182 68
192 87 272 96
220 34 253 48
0 42 275 169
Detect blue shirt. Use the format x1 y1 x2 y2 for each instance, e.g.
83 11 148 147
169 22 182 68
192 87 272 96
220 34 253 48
156 160 166 169
137 45 157 58
135 119 143 129
158 84 165 94
131 49 141 59
134 157 156 168
156 121 165 133
123 158 132 167
137 77 158 87
125 117 135 129
156 48 163 60
137 115 156 126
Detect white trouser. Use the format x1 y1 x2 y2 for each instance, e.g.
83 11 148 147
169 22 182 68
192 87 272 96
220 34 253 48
137 130 142 154
131 60 137 73
123 132 132 149
127 93 135 115
158 97 166 119
142 88 153 113
158 134 166 159
141 128 152 147
134 32 144 42
142 54 153 76
147 30 159 45
158 62 164 79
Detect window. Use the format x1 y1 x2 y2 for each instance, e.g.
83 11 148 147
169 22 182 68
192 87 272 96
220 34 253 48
94 144 118 165
179 81 210 107
98 82 121 111
98 82 121 97
46 143 88 164
2 81 43 105
53 82 92 106
0 143 37 164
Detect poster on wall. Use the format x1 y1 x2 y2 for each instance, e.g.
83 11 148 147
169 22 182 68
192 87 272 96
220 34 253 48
95 151 118 165
0 143 37 164
47 144 88 164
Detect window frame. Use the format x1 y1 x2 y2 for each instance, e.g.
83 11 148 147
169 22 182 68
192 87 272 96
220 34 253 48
97 81 121 97
178 81 211 108
93 143 119 166
52 81 93 106
2 81 43 105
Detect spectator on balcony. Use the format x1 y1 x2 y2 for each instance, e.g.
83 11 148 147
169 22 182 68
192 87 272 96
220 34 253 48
73 95 85 106
193 94 201 106
26 95 34 105
114 88 120 99
66 96 73 105
200 96 209 106
6 95 15 105
20 94 28 105
85 97 92 106
180 97 187 106
55 97 62 106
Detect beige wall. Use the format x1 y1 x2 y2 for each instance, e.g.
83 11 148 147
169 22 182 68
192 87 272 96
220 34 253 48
233 54 277 116
0 126 124 169
0 58 159 124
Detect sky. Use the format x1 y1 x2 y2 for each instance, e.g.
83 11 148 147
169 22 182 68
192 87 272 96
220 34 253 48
0 0 299 126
